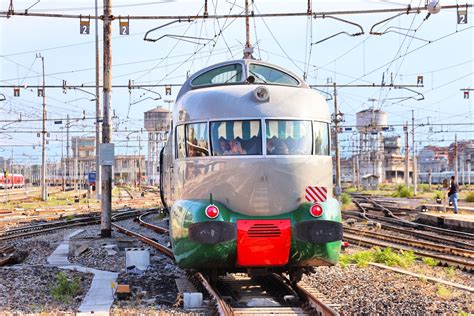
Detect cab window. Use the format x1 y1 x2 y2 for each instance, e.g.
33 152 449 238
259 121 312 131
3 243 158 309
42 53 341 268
210 120 262 156
176 125 186 159
191 64 243 86
186 123 209 157
314 121 330 155
266 120 312 155
249 64 299 86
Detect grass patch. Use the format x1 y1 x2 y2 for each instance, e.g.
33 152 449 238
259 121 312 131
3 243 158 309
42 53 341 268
433 190 443 200
436 284 452 298
340 193 352 206
338 247 416 268
391 185 413 198
418 183 432 193
422 257 440 267
344 187 357 193
50 271 81 303
465 192 474 202
444 266 456 278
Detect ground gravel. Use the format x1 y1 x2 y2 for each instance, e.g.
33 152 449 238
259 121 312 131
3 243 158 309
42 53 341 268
303 265 473 315
7 228 81 265
0 265 93 314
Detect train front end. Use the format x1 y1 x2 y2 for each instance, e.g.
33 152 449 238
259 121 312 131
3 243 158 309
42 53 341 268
161 60 343 277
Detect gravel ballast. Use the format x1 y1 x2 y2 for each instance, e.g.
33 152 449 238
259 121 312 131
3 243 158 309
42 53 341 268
303 265 473 315
0 266 93 314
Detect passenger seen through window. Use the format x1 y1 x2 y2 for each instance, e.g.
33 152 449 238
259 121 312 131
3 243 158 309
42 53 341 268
266 120 312 155
211 120 262 156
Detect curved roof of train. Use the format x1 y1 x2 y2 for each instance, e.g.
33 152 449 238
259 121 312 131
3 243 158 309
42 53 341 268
174 59 330 123
177 59 308 100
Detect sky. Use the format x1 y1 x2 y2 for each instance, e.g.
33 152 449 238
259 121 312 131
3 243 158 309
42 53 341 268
0 0 473 164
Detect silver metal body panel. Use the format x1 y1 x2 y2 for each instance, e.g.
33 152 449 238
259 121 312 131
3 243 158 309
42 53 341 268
161 60 333 216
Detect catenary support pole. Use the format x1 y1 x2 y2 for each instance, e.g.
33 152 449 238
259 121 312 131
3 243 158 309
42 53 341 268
412 110 417 196
95 0 102 199
404 122 409 187
40 55 48 201
454 134 458 182
334 82 341 196
101 0 113 238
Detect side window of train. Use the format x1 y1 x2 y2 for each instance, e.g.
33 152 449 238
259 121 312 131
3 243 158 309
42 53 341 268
186 123 210 157
314 121 330 155
266 120 312 155
210 120 262 156
191 64 243 86
176 125 186 159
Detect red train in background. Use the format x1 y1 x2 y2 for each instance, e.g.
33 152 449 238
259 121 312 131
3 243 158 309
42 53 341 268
0 173 25 189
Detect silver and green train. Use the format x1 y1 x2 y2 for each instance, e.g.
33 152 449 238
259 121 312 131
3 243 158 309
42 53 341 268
160 59 342 281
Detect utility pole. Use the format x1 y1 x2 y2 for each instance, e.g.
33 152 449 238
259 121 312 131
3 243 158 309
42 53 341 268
412 110 417 196
243 0 253 59
39 55 48 201
101 0 113 238
61 137 65 192
95 0 102 200
467 159 471 186
138 134 141 191
454 134 458 182
404 122 409 187
74 139 78 192
333 82 341 196
66 114 70 189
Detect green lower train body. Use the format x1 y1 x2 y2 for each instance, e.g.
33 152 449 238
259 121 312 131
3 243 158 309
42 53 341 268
170 199 342 270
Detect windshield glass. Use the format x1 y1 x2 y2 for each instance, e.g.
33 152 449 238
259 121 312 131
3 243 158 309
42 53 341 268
248 64 299 86
210 120 262 156
191 64 243 86
266 120 312 155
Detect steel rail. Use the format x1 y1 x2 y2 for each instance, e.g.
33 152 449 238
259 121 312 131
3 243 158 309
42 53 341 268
295 284 339 316
0 208 142 241
0 217 99 241
138 211 169 234
344 227 474 259
374 223 474 250
343 212 474 250
352 195 474 239
275 274 339 316
111 214 173 258
194 272 233 316
343 232 474 271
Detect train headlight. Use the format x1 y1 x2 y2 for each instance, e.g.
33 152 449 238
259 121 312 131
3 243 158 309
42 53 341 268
205 204 220 219
254 86 270 102
309 204 323 217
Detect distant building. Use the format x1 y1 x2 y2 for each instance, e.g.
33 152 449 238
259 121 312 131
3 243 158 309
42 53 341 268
418 146 449 173
383 136 412 183
449 140 474 183
114 155 146 185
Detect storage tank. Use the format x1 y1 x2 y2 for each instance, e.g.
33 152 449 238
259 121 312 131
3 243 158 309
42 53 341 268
144 107 171 132
356 109 388 133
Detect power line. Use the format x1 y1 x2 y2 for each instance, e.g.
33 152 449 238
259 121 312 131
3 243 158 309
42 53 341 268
2 4 471 20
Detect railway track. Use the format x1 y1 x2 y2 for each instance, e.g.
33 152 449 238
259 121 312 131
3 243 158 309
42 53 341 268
0 208 143 242
130 211 339 315
350 194 474 240
344 195 474 270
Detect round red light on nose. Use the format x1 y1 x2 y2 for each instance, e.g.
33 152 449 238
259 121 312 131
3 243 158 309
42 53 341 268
310 204 323 217
205 205 219 219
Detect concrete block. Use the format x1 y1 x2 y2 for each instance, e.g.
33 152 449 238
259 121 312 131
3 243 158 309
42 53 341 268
125 248 150 271
183 292 203 309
